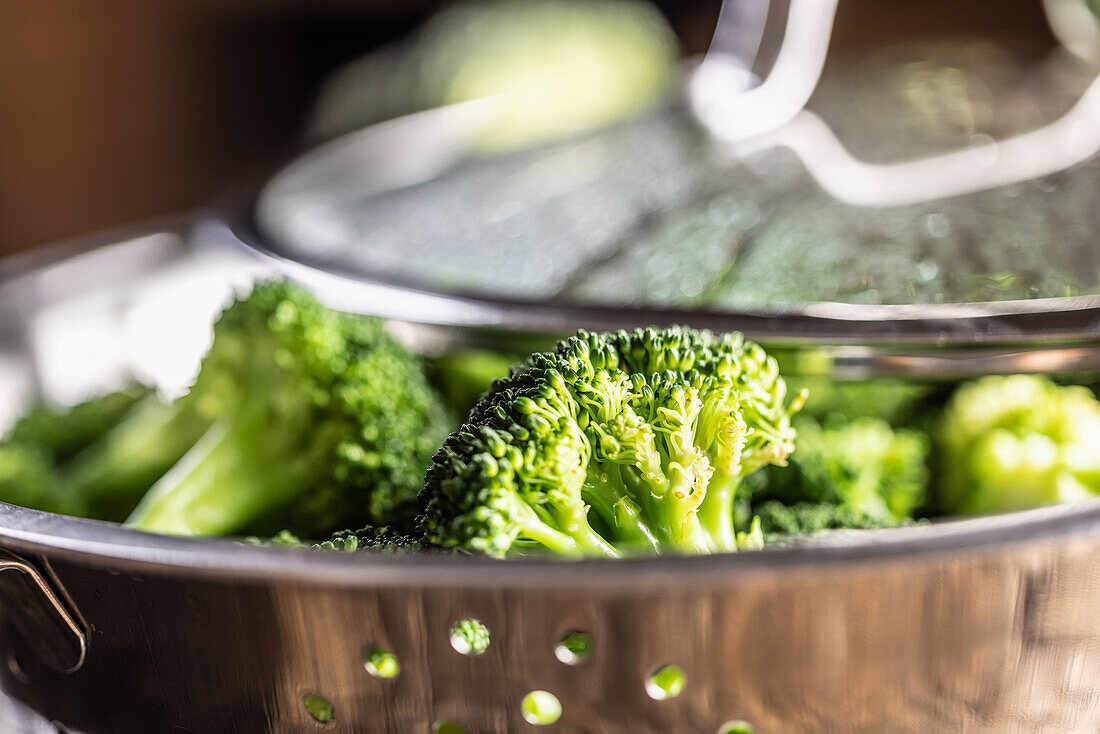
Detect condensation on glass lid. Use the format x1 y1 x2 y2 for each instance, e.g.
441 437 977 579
262 41 1100 309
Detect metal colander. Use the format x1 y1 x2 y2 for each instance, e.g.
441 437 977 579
3 499 1100 733
4 1 1100 731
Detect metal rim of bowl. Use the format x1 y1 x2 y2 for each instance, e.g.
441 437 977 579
3 498 1100 588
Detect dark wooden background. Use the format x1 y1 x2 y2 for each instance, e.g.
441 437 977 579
0 0 1052 255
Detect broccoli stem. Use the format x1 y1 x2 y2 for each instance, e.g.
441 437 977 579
64 397 210 522
124 396 310 536
695 473 739 550
583 467 661 552
517 509 620 558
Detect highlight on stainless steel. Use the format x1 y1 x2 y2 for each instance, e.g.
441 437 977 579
696 0 1100 207
750 79 1100 207
0 550 85 675
4 500 1100 732
1045 0 1100 63
691 0 839 142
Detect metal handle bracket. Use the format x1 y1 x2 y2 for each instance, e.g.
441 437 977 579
0 550 86 674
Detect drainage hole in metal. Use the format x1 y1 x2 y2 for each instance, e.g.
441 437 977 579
449 618 490 655
364 647 400 679
522 690 562 725
554 630 592 665
645 664 686 700
303 694 335 723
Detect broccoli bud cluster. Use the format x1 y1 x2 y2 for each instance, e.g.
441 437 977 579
421 328 800 557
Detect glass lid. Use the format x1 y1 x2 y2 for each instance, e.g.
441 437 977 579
249 0 1100 353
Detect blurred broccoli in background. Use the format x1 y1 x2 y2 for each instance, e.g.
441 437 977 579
753 500 896 542
0 442 67 515
125 281 452 538
936 375 1100 515
309 0 678 151
427 348 519 417
0 383 166 518
7 384 150 462
745 416 930 530
786 376 937 426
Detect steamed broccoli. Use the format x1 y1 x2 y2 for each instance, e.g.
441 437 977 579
316 525 426 553
7 384 150 461
124 281 451 538
0 383 166 517
428 348 519 416
420 327 799 558
310 0 677 150
0 442 71 515
785 377 936 426
936 375 1100 515
753 500 896 542
248 525 425 553
62 397 210 521
748 417 930 525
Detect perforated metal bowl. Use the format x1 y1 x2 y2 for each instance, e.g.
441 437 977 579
5 3 1100 730
0 216 1099 734
4 474 1100 734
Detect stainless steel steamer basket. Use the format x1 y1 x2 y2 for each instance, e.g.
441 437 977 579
4 3 1100 729
3 496 1100 733
0 221 1099 733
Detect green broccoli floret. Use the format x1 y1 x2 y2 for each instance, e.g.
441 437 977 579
419 327 799 558
936 375 1100 515
62 396 211 522
0 442 72 515
753 500 895 542
749 417 930 524
785 377 935 426
1 383 186 518
7 383 150 461
125 280 451 538
247 525 425 553
315 525 426 553
428 348 520 417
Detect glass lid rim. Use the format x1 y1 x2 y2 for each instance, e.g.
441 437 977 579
245 99 1100 348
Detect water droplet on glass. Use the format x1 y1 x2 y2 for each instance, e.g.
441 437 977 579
924 213 950 239
917 260 939 281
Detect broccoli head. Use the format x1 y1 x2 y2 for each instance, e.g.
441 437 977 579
6 383 151 462
1 383 173 519
0 442 74 516
753 500 896 543
420 327 799 558
315 525 426 553
936 375 1100 515
749 416 930 524
126 280 451 538
785 377 935 426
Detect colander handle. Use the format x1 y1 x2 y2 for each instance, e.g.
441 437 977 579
0 550 86 674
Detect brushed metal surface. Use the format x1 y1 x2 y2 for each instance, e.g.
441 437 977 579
0 504 1099 732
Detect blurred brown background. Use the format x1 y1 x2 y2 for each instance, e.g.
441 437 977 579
0 0 1050 255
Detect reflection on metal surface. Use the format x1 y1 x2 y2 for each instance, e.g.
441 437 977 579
3 518 1100 732
692 0 839 142
696 0 1100 207
753 90 1100 206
